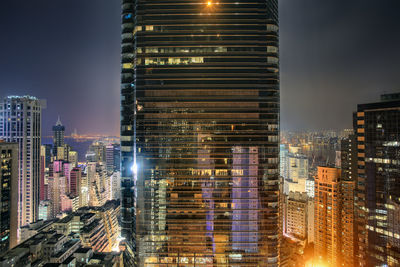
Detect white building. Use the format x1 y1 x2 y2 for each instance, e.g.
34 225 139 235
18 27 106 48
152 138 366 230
0 96 46 229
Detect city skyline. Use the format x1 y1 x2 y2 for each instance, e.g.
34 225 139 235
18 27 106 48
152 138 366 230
1 0 400 135
1 1 400 266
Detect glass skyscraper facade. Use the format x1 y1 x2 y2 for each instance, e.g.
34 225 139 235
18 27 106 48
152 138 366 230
121 1 280 265
355 94 400 266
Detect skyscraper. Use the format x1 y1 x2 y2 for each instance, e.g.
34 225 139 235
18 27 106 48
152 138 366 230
314 167 342 266
121 1 280 265
0 96 45 230
340 135 357 267
355 93 400 266
0 142 18 251
70 167 82 198
52 116 65 156
106 144 117 173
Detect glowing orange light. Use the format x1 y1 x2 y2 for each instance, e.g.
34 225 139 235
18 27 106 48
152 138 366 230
305 259 330 267
207 1 212 6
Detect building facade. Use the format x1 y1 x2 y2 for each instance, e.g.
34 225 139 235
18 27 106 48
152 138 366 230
0 96 45 230
314 167 341 266
285 192 308 240
121 0 280 265
52 116 65 157
340 135 357 267
0 142 18 251
355 94 400 266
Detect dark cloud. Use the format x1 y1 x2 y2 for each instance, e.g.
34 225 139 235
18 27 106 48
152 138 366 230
280 0 400 130
0 0 399 134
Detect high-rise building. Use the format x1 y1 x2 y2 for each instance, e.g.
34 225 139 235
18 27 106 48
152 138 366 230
106 144 115 173
314 167 342 266
0 142 19 251
48 172 62 217
52 116 65 156
68 150 78 167
0 96 46 229
80 173 89 207
355 93 400 266
110 171 121 200
307 199 314 244
121 1 280 265
285 192 308 240
113 144 121 172
63 162 73 194
70 167 82 198
340 135 357 267
280 144 289 178
57 144 71 161
287 153 308 183
42 144 52 167
40 145 47 202
87 162 107 207
87 141 106 163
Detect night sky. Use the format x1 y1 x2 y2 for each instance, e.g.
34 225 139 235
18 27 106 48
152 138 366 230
1 0 400 135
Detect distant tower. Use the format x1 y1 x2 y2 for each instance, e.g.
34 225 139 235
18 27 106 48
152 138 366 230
52 116 65 156
0 96 46 229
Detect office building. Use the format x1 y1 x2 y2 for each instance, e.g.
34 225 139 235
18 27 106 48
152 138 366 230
52 116 65 157
0 142 18 251
121 1 280 265
0 96 46 229
355 93 400 266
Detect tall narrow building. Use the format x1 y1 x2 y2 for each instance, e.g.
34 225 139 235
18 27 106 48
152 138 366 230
355 93 400 266
121 1 280 265
52 116 65 157
0 96 45 231
314 166 342 267
340 135 357 267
